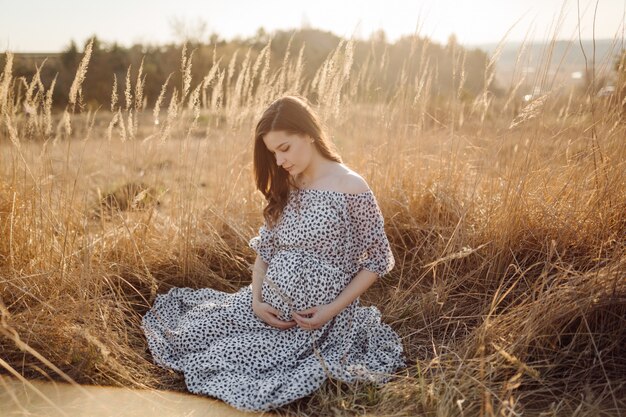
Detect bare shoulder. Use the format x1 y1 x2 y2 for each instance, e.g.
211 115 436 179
337 166 370 194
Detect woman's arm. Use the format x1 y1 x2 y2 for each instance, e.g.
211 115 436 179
251 255 268 303
292 269 378 329
251 255 296 329
328 268 378 314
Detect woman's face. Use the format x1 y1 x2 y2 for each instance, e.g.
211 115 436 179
263 130 313 176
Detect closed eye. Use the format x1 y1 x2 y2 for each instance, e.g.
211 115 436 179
272 146 289 154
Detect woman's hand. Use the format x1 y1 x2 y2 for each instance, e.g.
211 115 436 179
252 299 296 330
292 304 338 330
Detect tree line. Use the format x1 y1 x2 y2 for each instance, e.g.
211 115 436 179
5 28 493 110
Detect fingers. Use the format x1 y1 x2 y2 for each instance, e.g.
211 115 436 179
268 305 283 317
292 312 318 330
276 320 297 329
266 309 295 329
294 306 317 315
264 308 296 329
253 302 302 330
268 316 296 329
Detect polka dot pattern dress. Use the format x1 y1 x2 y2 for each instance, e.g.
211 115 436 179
141 188 405 412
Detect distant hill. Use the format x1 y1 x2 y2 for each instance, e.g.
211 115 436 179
471 39 624 89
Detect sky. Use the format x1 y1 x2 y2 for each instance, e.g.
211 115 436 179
1 0 625 52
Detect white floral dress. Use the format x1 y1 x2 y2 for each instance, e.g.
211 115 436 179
141 188 405 412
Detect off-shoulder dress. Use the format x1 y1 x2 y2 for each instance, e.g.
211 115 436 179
141 188 405 412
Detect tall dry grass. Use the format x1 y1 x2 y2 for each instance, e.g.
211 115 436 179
0 29 625 417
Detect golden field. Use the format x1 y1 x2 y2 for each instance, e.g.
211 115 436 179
1 37 625 416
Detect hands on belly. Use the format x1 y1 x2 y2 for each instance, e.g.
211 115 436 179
252 298 297 329
252 297 338 331
292 304 339 330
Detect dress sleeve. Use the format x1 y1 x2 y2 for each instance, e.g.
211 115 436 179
346 191 395 277
249 221 276 264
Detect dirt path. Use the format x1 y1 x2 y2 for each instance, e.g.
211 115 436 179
1 375 277 416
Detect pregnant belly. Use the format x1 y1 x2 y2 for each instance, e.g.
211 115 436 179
262 250 350 322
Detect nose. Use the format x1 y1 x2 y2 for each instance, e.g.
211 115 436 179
276 154 286 166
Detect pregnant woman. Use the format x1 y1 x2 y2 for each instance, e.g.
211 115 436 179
141 95 405 412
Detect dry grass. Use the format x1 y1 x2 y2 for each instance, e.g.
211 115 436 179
0 32 625 417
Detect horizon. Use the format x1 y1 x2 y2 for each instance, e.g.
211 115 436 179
1 0 625 53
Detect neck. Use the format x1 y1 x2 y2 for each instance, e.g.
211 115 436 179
298 153 333 186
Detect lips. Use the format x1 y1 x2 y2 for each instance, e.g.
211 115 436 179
284 165 294 172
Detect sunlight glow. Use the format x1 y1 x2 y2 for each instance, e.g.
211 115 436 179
0 0 624 52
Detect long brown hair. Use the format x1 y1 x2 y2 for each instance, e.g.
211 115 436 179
253 95 342 228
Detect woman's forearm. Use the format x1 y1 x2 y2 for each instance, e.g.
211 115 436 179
328 269 378 315
251 255 268 303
